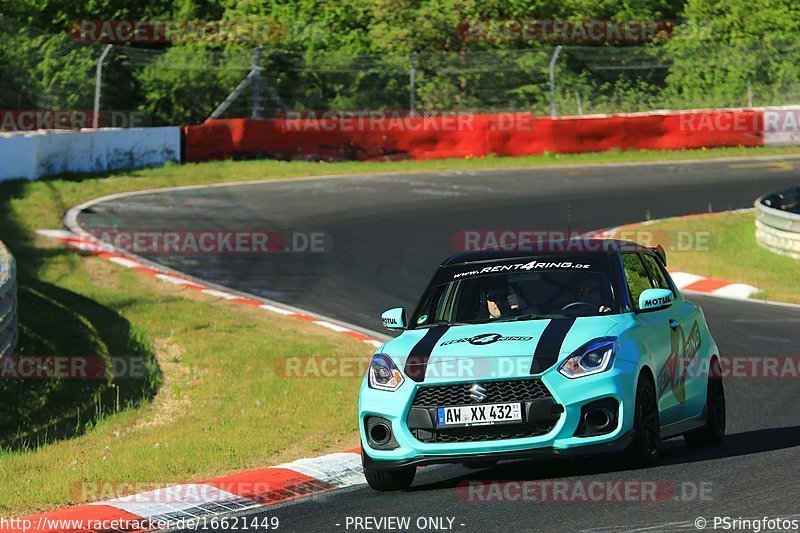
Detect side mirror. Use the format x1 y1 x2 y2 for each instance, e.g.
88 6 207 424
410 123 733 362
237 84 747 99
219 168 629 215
381 307 406 330
638 288 674 312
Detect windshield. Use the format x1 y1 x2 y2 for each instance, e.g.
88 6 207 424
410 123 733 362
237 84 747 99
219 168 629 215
411 255 617 328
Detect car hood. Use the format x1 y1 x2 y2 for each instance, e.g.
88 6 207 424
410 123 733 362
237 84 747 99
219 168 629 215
382 316 622 384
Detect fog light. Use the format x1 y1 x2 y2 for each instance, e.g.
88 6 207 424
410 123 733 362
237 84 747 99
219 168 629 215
369 423 391 445
574 398 619 437
365 416 399 450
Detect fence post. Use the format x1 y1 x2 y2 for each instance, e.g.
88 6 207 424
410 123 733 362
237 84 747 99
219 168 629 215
251 46 264 119
747 81 753 107
410 52 417 117
93 44 113 129
549 45 563 118
207 51 286 122
0 240 17 360
576 93 583 116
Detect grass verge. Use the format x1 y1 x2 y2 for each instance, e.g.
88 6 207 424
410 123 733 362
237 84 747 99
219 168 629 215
610 210 800 304
2 144 800 514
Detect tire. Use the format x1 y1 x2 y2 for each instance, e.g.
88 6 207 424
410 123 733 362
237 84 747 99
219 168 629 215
684 359 726 448
364 465 416 491
625 374 661 467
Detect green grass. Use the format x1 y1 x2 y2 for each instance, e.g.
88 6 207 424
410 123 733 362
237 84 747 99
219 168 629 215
3 144 800 515
612 210 800 304
0 178 375 515
0 252 371 514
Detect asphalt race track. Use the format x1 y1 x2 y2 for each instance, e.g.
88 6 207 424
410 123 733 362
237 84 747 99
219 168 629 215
76 157 800 532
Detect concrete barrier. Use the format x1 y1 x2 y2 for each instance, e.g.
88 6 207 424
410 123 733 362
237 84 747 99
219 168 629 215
762 106 800 146
0 127 180 181
183 109 764 163
755 188 800 259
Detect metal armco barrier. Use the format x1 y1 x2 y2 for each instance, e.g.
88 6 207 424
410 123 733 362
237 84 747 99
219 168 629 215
0 240 17 359
755 187 800 259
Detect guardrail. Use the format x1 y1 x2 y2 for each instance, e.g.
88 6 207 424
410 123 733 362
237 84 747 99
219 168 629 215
0 240 17 359
755 187 800 259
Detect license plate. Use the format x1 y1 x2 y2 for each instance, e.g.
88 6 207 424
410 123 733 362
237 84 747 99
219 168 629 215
436 402 523 427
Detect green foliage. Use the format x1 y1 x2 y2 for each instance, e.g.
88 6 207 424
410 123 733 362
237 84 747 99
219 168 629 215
662 0 800 107
30 33 98 109
136 45 249 125
0 24 30 108
0 20 100 110
3 0 800 123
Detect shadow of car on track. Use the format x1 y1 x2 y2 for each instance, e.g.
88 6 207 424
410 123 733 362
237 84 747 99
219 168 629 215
406 426 800 492
658 425 800 465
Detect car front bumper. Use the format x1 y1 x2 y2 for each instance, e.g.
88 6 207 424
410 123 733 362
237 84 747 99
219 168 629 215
358 357 639 467
361 429 636 469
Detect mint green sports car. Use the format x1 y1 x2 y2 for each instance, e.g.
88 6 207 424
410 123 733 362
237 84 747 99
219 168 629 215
359 239 725 491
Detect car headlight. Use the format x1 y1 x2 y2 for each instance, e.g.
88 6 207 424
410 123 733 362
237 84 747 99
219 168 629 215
558 337 617 378
368 353 405 391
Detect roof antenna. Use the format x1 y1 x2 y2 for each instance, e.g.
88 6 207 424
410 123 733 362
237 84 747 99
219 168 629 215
567 202 572 240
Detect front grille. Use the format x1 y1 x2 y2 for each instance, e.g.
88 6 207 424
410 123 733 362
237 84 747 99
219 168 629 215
409 378 558 444
411 378 551 407
412 422 555 443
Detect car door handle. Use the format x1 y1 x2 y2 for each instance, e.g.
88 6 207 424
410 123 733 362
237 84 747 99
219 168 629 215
669 319 679 330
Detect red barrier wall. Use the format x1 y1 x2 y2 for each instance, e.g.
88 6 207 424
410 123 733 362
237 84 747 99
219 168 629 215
184 110 764 163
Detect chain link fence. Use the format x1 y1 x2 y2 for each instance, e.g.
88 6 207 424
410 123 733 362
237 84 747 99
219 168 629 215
166 44 800 121
3 19 800 127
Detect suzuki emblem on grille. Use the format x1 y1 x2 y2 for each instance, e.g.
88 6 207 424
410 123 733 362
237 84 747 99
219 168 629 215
469 383 488 402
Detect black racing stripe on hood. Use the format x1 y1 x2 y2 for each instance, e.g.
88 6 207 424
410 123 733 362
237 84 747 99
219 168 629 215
404 326 450 383
530 318 577 374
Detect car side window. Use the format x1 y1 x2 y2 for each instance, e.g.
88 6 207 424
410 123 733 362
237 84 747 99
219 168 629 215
640 253 675 297
621 253 652 311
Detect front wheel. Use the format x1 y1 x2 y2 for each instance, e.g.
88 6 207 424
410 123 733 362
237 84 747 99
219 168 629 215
685 359 726 448
624 375 661 467
364 465 416 491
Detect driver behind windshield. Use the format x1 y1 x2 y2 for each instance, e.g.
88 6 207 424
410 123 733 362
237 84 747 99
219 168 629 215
574 275 612 314
485 286 529 319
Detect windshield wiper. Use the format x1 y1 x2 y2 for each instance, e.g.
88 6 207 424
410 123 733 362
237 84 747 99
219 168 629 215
416 314 566 327
415 320 469 329
501 313 568 322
